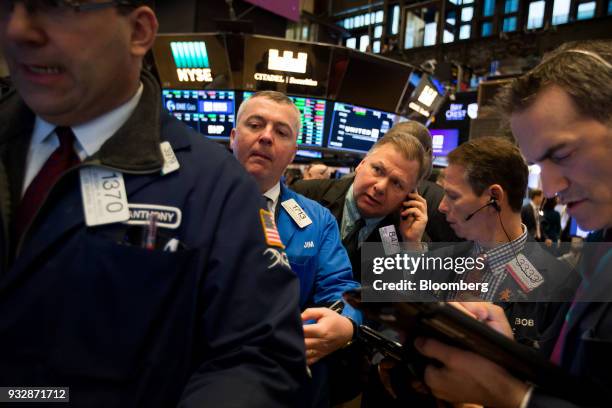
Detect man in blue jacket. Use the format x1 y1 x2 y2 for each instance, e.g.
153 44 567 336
231 91 361 406
0 2 305 407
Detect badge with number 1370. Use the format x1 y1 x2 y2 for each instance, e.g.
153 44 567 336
80 167 130 227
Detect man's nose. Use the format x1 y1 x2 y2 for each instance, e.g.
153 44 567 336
257 125 274 145
438 197 448 214
373 178 388 195
539 161 569 199
3 3 47 47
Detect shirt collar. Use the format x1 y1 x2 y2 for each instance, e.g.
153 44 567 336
341 183 384 239
31 83 143 160
263 182 281 214
474 224 529 275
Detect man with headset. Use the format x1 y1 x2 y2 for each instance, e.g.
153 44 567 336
435 137 576 332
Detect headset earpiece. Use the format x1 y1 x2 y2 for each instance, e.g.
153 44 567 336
490 197 501 212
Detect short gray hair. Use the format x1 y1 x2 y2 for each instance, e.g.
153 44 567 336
236 91 302 137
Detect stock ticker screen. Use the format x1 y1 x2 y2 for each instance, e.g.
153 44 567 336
327 102 396 153
162 89 235 139
242 92 326 147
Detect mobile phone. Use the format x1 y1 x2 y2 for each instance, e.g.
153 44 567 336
401 189 418 221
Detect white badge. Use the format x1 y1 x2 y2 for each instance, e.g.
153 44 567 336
160 141 180 175
80 167 130 227
379 224 401 255
505 253 544 293
281 199 312 228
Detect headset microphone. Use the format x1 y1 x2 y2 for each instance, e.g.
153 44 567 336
464 198 500 221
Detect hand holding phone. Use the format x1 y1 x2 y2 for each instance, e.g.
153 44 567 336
399 190 428 242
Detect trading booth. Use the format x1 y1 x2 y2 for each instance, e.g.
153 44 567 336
152 33 447 164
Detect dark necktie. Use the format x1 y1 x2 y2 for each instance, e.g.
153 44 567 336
15 127 80 239
342 218 365 281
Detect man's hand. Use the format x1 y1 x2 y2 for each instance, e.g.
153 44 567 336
302 308 354 365
399 191 428 242
451 302 514 338
414 338 529 408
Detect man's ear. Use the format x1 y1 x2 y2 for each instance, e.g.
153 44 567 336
489 184 505 205
229 128 237 151
289 143 297 164
128 6 159 58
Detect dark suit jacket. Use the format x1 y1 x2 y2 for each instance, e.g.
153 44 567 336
522 203 539 239
527 230 612 407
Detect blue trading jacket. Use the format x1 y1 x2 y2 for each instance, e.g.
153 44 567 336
0 72 306 408
277 184 361 324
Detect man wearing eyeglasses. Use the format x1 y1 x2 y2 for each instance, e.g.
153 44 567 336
0 2 306 407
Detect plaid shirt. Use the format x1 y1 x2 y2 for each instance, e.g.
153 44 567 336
455 226 528 301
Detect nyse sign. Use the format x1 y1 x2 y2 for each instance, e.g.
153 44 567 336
176 68 213 83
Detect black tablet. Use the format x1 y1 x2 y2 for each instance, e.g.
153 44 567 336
344 287 598 403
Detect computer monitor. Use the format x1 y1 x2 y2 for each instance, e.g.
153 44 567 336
241 91 327 147
327 102 396 154
430 128 459 167
296 150 323 159
162 89 235 139
570 218 590 238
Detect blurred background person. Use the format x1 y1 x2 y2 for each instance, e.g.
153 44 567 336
541 196 562 253
521 188 544 241
303 161 331 180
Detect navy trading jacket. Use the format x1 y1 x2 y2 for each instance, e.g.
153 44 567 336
0 71 306 407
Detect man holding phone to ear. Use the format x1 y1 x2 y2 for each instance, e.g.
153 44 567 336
293 129 430 282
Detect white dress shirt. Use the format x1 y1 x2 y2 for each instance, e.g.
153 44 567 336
262 182 281 214
22 83 144 196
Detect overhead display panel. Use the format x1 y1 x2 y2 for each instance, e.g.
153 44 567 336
242 35 331 97
327 102 396 154
162 89 235 139
244 0 300 22
406 74 445 119
333 51 414 113
153 34 233 90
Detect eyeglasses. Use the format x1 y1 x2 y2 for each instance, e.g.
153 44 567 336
0 0 136 16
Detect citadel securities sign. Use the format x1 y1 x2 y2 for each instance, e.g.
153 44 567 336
253 49 319 87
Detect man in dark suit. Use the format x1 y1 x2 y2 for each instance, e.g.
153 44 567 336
293 129 430 282
413 40 612 408
521 188 544 240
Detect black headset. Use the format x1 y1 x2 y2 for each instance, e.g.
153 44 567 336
464 198 501 221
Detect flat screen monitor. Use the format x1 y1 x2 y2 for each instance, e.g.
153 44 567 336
430 128 459 167
296 150 323 159
242 91 327 147
327 102 396 153
570 218 590 238
406 75 445 119
162 89 235 139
